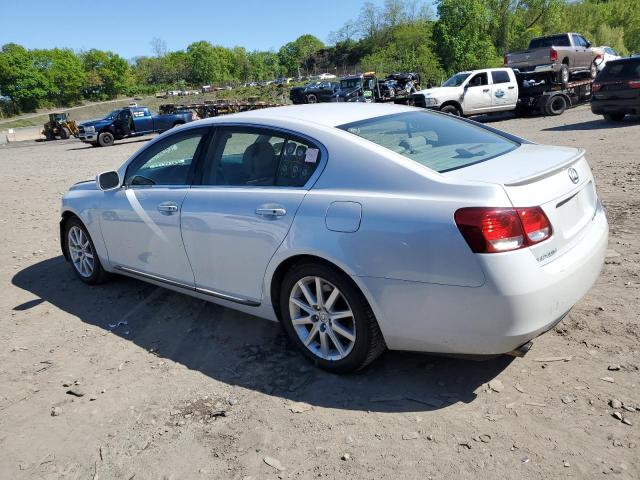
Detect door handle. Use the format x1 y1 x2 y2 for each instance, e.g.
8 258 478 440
483 88 490 93
157 202 179 214
508 86 515 89
255 206 286 217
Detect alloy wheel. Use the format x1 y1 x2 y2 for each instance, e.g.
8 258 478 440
68 226 95 278
288 276 356 361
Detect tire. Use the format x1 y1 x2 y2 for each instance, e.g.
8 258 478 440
59 127 70 139
545 95 567 116
98 131 114 147
279 262 386 373
440 104 461 116
604 113 625 122
44 131 55 141
306 93 318 104
590 61 598 79
558 63 570 87
63 216 109 285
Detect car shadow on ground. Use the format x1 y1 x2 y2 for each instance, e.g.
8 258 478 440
12 257 513 413
543 116 640 132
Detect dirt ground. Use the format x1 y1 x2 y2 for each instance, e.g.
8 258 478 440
1 106 638 480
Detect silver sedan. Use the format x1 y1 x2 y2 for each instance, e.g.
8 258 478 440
60 104 608 373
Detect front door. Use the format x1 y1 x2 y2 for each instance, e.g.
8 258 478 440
464 72 493 112
99 127 209 285
181 126 323 303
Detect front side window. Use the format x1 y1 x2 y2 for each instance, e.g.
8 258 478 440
125 130 206 186
467 73 488 87
338 111 519 173
204 128 321 187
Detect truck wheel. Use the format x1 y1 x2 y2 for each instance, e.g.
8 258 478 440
44 131 55 141
59 127 70 140
441 105 461 116
545 95 567 116
306 93 318 104
558 64 570 86
98 131 114 147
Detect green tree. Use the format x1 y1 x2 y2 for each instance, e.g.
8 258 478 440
81 49 130 99
434 0 499 73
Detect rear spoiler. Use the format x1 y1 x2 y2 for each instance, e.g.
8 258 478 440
505 148 585 186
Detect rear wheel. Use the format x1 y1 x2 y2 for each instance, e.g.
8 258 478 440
306 93 318 104
440 104 461 116
545 95 567 116
558 63 570 86
279 262 385 373
590 60 598 79
63 217 109 285
604 113 625 122
98 131 114 147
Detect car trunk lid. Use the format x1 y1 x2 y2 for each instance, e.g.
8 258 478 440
444 144 598 265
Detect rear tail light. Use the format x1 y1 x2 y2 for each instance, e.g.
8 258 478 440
550 48 558 62
628 80 640 89
454 207 552 254
592 83 602 92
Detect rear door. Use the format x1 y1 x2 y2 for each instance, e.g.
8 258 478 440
180 126 324 304
571 34 589 69
490 70 517 108
133 108 153 132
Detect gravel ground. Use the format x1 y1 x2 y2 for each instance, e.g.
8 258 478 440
1 106 638 480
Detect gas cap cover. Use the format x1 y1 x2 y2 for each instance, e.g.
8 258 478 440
325 201 362 233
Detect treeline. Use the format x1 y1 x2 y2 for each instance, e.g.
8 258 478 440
1 0 639 117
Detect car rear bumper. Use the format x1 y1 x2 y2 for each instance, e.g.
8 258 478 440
511 63 559 75
591 97 640 115
356 201 608 355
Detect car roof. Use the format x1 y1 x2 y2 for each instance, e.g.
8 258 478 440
195 103 417 128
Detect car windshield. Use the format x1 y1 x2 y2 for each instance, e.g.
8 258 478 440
338 111 519 173
340 78 362 89
104 110 121 120
442 73 470 87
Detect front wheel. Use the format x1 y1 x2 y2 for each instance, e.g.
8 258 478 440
306 93 318 104
279 262 385 373
440 104 461 116
63 217 109 284
59 127 70 139
98 131 114 147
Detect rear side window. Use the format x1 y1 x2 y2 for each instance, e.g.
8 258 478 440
598 59 640 81
338 111 518 173
492 71 511 84
203 128 321 187
529 34 570 48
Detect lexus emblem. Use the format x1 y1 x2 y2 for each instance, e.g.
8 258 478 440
568 167 579 184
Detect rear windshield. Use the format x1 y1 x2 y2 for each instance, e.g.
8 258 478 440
598 59 640 81
338 111 519 173
529 34 570 48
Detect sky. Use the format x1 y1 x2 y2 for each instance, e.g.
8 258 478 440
0 0 398 59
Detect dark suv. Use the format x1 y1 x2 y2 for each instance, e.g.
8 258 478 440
591 57 640 121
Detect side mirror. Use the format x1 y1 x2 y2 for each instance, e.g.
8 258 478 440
586 41 592 48
97 171 120 191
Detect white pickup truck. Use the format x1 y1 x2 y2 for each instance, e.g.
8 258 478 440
408 68 519 117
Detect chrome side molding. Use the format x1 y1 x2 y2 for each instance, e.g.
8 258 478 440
114 266 260 307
